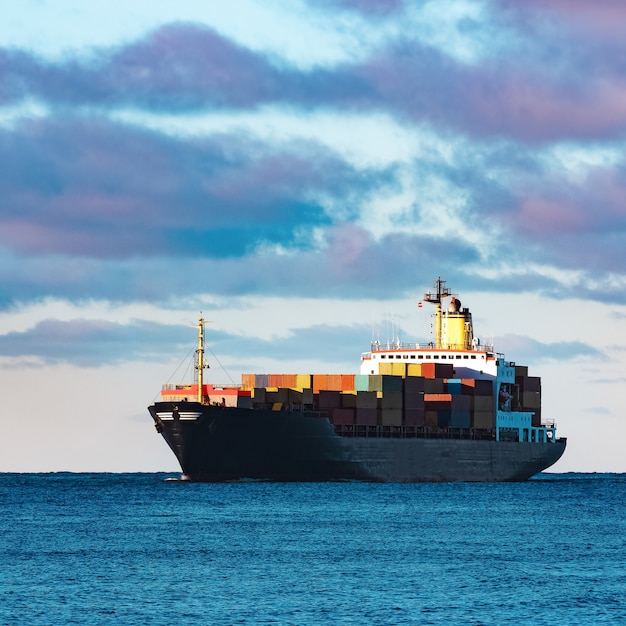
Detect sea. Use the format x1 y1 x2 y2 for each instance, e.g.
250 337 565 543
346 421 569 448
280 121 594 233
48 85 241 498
1 473 624 625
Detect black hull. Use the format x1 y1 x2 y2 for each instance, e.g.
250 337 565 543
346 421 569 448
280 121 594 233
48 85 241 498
149 402 566 482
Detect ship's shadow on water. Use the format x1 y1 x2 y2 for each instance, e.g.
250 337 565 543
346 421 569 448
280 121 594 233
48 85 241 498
1 472 624 625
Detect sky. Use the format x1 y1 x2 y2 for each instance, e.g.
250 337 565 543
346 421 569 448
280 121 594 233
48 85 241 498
1 0 625 474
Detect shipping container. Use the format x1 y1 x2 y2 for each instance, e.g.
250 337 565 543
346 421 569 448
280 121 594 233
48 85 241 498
404 376 425 394
341 391 357 409
355 391 378 409
380 391 403 410
424 410 439 428
354 374 370 391
327 374 343 391
473 411 495 429
255 374 269 389
331 408 355 425
407 363 422 377
421 362 454 379
451 394 471 411
521 391 541 409
355 407 377 426
378 362 394 375
437 410 451 428
474 379 493 396
241 373 256 391
450 410 471 428
514 365 529 377
282 374 297 388
404 392 425 410
391 362 407 377
296 373 312 391
424 378 445 394
447 379 475 395
313 374 328 393
518 376 541 392
269 374 284 388
318 390 342 409
341 374 355 391
404 408 425 426
473 395 494 412
266 388 289 404
368 375 403 393
380 408 402 426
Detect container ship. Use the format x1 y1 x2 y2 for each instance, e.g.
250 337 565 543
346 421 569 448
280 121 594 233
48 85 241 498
148 279 566 481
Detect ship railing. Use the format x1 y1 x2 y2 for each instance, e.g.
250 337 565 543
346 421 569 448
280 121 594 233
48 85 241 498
368 341 495 352
162 383 241 390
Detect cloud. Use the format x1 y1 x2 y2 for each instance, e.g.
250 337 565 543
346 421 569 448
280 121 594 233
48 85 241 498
0 319 187 367
4 18 626 142
0 316 371 369
0 116 387 259
495 333 603 364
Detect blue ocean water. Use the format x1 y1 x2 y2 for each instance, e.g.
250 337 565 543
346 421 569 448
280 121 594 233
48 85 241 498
1 474 624 625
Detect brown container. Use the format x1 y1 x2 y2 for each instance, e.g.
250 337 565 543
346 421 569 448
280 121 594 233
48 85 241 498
380 408 402 426
521 391 541 409
404 392 425 410
252 387 266 403
532 409 542 427
241 373 256 391
341 391 357 409
521 376 541 392
404 376 425 394
356 391 377 409
473 395 494 412
318 390 342 409
405 408 425 426
514 365 529 377
474 379 493 396
355 407 377 426
288 389 303 403
424 378 445 394
424 410 439 428
451 394 471 411
473 411 495 429
266 388 289 403
331 408 355 425
380 391 403 410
